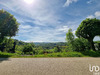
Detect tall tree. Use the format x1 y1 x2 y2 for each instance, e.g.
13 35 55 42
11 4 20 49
65 29 75 51
0 9 19 41
75 18 100 51
66 29 75 45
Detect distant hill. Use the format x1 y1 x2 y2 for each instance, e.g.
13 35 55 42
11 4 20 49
14 39 67 49
34 42 67 49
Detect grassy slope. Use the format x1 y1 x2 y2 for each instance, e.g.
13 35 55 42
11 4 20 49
0 50 100 58
0 52 85 58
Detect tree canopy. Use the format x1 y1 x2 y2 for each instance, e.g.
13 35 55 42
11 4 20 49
0 9 19 40
75 18 100 51
66 29 75 44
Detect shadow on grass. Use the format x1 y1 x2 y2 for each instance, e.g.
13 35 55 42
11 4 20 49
0 54 12 58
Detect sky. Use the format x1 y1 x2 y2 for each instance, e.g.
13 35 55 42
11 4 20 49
0 0 100 42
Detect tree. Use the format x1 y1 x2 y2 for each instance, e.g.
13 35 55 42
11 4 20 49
75 18 100 51
10 41 16 53
0 38 14 52
23 44 35 55
66 29 90 51
74 38 90 51
66 29 75 47
54 46 61 52
0 9 19 41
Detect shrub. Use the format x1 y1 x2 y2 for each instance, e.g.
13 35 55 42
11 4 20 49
81 50 100 57
54 46 62 52
15 45 24 55
34 52 84 57
73 38 90 52
23 44 35 55
0 52 14 58
0 38 14 52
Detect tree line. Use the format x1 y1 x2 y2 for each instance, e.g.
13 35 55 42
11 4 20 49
66 18 100 52
0 9 100 57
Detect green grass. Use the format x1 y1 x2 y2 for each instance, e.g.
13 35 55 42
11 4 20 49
0 52 84 58
1 50 100 58
34 52 84 57
81 50 100 57
0 52 15 58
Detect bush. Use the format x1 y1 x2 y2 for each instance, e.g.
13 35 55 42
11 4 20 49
23 44 35 55
81 50 100 57
72 38 90 51
0 52 14 58
34 52 84 57
54 46 62 52
66 29 90 52
0 38 14 52
34 50 44 55
15 45 24 55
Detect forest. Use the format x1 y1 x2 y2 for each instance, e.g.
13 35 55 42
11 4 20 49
0 9 100 58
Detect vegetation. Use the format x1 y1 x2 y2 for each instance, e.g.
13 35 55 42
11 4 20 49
0 38 15 53
0 10 100 58
34 52 84 57
22 44 35 55
0 9 19 42
0 52 15 58
76 18 100 51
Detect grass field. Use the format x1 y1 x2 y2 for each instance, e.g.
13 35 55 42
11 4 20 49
1 50 100 58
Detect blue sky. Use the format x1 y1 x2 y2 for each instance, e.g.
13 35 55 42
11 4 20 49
0 0 100 42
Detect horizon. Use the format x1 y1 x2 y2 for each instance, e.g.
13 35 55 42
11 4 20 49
0 0 100 42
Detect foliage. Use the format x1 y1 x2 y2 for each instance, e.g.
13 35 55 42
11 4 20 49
14 39 27 45
94 41 100 44
0 52 15 58
76 18 100 51
65 29 75 51
22 44 35 55
73 38 90 51
54 46 62 52
34 52 84 57
0 8 100 58
65 28 91 52
94 41 100 50
35 50 44 55
15 45 24 55
0 9 19 40
0 38 15 52
81 50 100 57
35 42 67 49
66 29 75 44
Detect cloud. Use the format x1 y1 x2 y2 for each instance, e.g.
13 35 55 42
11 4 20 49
1 0 99 42
95 11 100 17
87 15 94 18
13 23 68 42
0 0 61 26
72 30 76 34
20 25 32 29
63 0 78 7
87 0 99 4
87 0 93 4
87 11 100 19
58 26 69 32
0 0 67 42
